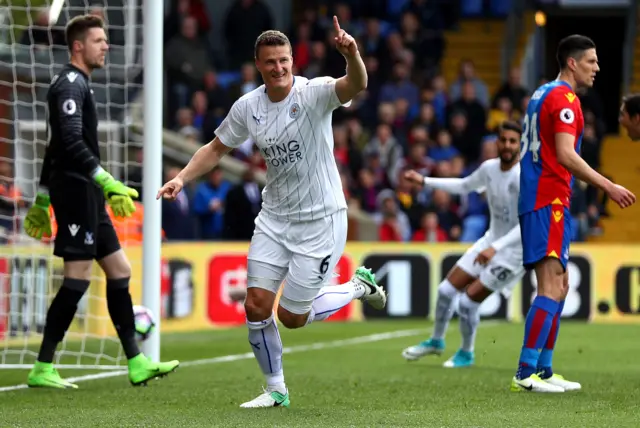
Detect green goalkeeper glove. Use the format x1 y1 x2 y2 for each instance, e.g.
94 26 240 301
94 168 139 218
24 192 52 240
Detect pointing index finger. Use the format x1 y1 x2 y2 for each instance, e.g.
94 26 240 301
333 15 341 33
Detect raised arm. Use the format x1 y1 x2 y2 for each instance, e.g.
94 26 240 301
332 16 367 105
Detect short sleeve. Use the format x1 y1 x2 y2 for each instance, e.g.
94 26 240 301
214 100 249 148
544 88 580 135
303 77 352 114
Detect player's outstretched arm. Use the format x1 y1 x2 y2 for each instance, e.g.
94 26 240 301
404 167 486 195
556 133 636 208
332 16 367 105
157 137 231 201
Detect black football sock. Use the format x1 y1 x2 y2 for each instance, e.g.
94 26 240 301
106 278 140 360
37 278 89 363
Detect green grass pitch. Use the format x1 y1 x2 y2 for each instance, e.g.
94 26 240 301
1 320 639 427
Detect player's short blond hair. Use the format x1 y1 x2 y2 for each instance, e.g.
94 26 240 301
254 30 292 59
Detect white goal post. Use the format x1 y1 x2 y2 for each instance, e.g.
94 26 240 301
0 0 163 369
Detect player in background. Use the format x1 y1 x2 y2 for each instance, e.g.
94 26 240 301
22 15 179 389
619 94 640 140
157 18 386 409
401 121 524 368
512 35 635 393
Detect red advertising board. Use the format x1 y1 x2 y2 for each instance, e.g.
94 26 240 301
207 254 354 325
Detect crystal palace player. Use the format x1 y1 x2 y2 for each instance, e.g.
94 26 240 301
158 19 386 408
402 121 524 368
512 35 636 393
22 15 179 388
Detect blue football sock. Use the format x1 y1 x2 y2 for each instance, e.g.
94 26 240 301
537 300 565 378
516 296 559 380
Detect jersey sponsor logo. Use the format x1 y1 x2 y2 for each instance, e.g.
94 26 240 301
521 256 591 319
361 254 431 318
289 102 301 119
564 93 576 103
62 99 77 115
560 108 575 124
261 140 302 167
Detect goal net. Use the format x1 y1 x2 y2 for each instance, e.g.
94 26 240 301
0 0 144 369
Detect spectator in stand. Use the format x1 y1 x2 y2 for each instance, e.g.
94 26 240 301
429 189 462 241
412 210 448 242
363 123 403 186
492 66 529 114
165 0 211 43
190 91 217 143
223 168 262 241
202 70 230 125
353 169 379 214
192 167 231 240
19 7 65 47
429 129 460 162
223 0 273 69
162 167 196 241
227 63 260 101
165 16 212 124
375 190 411 242
449 59 489 107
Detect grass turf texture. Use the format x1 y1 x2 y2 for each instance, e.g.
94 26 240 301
1 320 639 427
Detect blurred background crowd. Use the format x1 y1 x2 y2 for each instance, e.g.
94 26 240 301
13 0 609 244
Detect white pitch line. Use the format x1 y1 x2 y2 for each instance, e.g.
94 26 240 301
0 327 427 393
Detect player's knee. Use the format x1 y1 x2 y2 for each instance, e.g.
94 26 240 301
63 259 93 281
535 258 566 300
244 287 276 322
438 279 461 299
98 249 132 279
465 281 491 303
276 305 307 329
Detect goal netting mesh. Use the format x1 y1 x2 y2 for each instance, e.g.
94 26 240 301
0 0 144 369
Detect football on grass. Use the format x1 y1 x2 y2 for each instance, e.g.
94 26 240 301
133 305 155 342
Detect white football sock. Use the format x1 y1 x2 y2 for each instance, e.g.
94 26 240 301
306 282 357 324
432 280 462 340
246 313 286 394
458 293 481 352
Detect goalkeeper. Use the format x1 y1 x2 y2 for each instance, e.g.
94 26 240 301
23 14 179 389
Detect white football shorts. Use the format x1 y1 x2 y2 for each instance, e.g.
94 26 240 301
455 239 525 298
246 209 348 314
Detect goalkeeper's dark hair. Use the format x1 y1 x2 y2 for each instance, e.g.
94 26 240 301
556 35 596 71
65 14 105 52
498 120 522 136
623 94 640 118
254 30 292 59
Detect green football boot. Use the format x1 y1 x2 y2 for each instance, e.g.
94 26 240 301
128 353 180 386
353 266 387 309
27 362 78 389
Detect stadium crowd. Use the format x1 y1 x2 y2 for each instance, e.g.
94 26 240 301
14 0 608 244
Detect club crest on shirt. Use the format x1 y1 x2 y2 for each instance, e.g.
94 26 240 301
289 102 301 119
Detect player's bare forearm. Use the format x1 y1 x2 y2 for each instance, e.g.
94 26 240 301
336 53 367 104
177 137 232 184
557 147 611 192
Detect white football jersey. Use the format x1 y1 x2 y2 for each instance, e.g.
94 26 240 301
215 76 348 222
424 158 521 254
